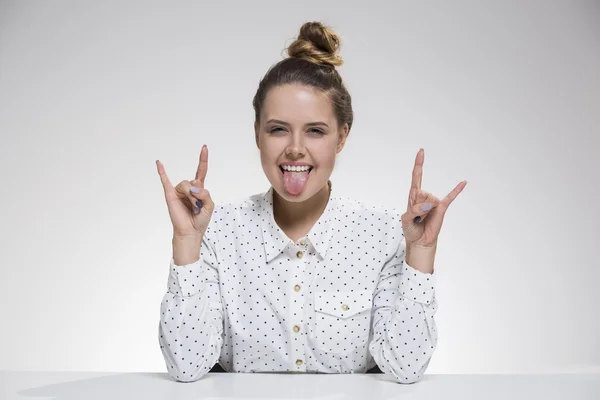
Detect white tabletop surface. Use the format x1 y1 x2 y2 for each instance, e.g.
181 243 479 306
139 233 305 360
1 371 599 400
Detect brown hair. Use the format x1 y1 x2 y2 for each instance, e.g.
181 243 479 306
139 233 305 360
252 21 354 134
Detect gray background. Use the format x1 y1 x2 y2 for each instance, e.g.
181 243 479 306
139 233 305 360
0 0 598 374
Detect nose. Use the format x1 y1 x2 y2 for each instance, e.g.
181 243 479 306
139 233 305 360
285 132 306 157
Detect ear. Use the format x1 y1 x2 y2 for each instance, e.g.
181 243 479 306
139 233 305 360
254 120 260 149
336 123 349 153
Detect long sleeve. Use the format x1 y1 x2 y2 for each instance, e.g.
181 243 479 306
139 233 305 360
368 229 438 384
158 227 224 382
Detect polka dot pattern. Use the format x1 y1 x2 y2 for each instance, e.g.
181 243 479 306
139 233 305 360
158 180 438 383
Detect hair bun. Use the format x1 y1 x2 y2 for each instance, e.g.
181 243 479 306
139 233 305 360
287 21 343 68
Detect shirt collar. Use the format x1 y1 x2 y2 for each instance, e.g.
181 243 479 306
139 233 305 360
259 180 338 263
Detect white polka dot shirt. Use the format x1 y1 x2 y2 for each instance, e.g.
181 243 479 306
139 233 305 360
159 181 438 383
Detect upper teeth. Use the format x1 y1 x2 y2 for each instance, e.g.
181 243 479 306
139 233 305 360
282 165 311 172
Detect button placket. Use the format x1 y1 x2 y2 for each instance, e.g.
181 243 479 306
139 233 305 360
295 237 309 259
291 238 309 371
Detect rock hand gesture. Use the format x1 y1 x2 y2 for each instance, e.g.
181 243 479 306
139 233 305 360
156 144 215 241
401 148 467 249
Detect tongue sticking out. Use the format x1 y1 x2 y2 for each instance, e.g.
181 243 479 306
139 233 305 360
283 170 310 195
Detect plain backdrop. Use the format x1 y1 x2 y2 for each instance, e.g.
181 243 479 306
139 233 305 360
0 0 598 374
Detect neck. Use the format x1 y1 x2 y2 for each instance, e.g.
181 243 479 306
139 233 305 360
273 181 331 230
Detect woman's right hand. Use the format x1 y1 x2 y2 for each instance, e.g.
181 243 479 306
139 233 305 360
156 144 215 239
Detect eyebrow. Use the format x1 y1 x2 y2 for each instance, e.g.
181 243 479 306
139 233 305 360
266 119 329 128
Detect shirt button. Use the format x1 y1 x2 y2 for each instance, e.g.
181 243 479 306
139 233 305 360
296 251 303 259
341 304 349 311
299 239 307 246
293 325 300 333
296 359 303 366
294 284 301 292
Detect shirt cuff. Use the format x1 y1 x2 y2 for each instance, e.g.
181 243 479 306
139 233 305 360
399 260 436 305
169 257 206 297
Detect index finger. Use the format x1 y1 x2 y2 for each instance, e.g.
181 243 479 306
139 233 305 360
195 144 208 186
410 148 424 195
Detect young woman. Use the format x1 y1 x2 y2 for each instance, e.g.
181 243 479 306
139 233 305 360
156 21 467 383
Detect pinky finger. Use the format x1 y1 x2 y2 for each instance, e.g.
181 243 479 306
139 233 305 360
156 160 174 193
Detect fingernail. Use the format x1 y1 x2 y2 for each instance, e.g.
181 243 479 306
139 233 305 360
190 186 200 193
193 206 200 214
421 203 432 212
196 199 202 209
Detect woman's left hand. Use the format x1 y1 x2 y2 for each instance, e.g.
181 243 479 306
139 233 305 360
400 148 467 248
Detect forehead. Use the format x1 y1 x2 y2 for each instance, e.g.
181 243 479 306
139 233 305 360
262 84 335 123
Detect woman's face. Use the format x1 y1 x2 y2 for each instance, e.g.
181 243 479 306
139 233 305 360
255 83 348 202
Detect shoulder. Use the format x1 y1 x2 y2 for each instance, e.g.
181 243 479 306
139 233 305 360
333 194 405 251
208 191 266 223
334 194 402 225
203 191 265 245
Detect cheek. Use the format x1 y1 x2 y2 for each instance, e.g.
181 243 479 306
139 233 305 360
259 141 280 165
310 145 337 168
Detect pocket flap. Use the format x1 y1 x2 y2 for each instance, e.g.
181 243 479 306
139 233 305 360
314 290 372 319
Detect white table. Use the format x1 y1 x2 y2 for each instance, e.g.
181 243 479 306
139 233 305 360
1 371 599 400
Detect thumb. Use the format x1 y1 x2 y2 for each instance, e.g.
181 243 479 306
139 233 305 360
411 202 433 225
189 180 215 214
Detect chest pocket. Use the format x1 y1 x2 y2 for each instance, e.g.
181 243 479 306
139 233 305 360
312 289 373 355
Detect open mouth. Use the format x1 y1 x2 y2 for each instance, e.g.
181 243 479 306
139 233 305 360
279 166 314 174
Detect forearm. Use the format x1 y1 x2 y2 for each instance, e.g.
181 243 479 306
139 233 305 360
406 244 437 274
172 235 202 266
370 257 438 383
370 282 438 383
159 291 223 382
160 257 223 382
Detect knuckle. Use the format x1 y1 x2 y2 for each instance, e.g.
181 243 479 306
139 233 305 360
175 181 190 194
